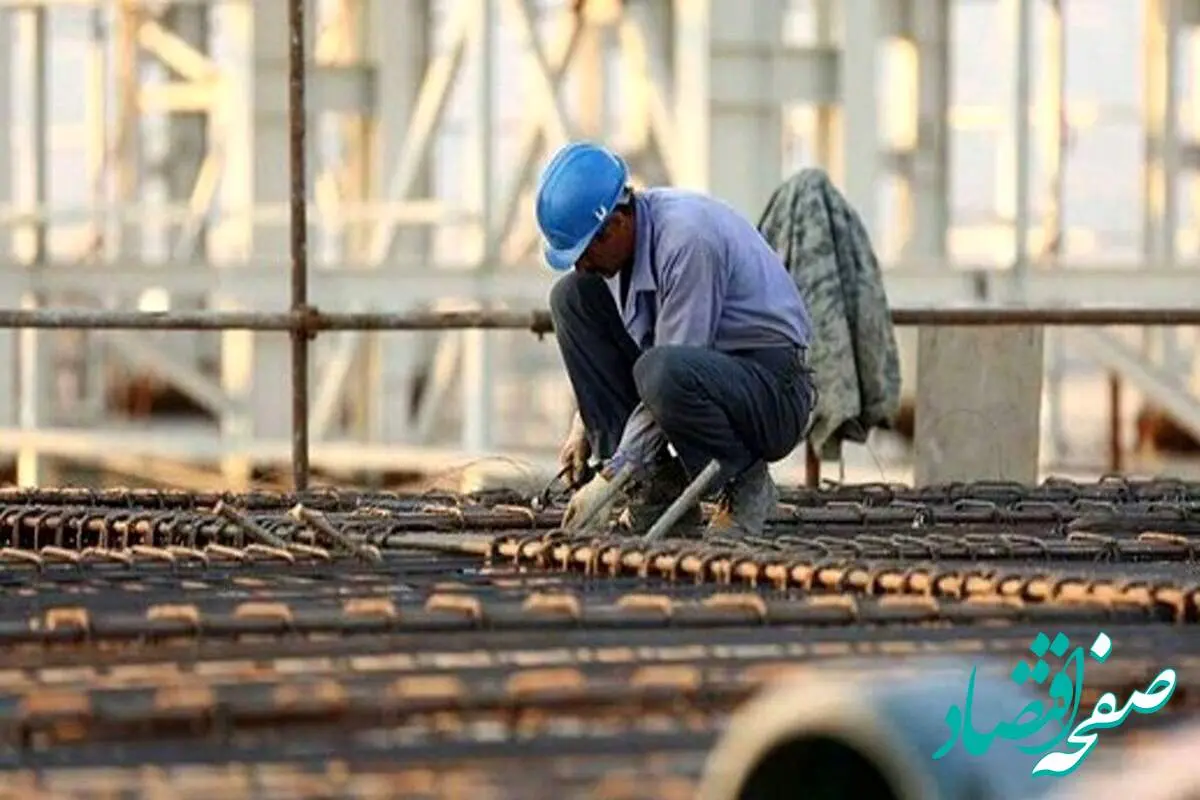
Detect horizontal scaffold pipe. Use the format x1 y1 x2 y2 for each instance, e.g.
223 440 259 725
0 306 1199 332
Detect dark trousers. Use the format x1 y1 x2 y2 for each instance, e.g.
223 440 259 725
549 270 815 485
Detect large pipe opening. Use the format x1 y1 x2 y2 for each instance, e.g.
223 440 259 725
736 735 901 800
698 665 1053 800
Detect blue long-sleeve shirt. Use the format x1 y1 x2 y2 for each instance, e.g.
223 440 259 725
603 188 813 478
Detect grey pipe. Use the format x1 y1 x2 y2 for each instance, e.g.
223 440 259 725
644 459 722 541
696 659 1063 800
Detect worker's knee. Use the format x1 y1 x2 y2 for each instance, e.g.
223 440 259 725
633 346 702 415
548 270 609 325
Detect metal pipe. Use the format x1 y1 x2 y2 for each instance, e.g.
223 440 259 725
1109 372 1123 473
3 306 1200 332
888 308 1200 325
287 0 310 492
804 442 820 488
0 308 556 331
644 459 721 542
696 661 1059 800
211 500 291 550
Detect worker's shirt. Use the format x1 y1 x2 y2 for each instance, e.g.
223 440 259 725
605 188 813 476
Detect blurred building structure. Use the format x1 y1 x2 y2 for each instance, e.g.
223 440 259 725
0 0 1198 489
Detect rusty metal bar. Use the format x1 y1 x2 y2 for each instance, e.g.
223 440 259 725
887 307 1200 325
0 308 554 331
1 306 1200 332
287 0 310 492
804 441 820 488
5 474 1200 512
1110 371 1123 472
644 459 721 541
3 503 1200 561
0 485 1197 792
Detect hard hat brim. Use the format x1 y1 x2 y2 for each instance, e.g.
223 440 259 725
543 222 601 272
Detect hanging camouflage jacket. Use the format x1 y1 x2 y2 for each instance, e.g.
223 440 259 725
756 169 902 460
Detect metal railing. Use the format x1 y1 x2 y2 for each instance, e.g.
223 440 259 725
3 0 1200 491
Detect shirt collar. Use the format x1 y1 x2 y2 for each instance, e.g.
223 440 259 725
604 193 657 304
629 192 657 295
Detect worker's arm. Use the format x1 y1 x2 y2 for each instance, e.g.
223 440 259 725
601 402 664 480
601 236 728 480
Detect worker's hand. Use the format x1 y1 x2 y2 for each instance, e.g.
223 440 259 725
558 411 591 486
563 473 618 531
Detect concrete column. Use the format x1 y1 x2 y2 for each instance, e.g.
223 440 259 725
913 326 1044 485
248 0 314 443
212 0 255 487
618 0 675 186
618 0 664 156
1140 0 1184 382
161 3 212 373
902 0 950 260
888 0 951 451
319 0 371 442
113 1 143 259
1039 0 1069 460
162 4 210 258
213 0 317 486
1188 13 1200 394
909 0 1044 487
574 3 606 139
461 0 497 454
812 0 841 178
673 0 785 219
1188 8 1200 290
840 0 881 239
1143 0 1182 266
365 0 430 446
15 11 52 487
1189 4 1200 239
0 11 15 431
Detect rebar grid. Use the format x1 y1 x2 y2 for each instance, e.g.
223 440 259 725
0 476 1198 793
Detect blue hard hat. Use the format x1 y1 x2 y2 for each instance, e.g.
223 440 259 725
535 141 629 271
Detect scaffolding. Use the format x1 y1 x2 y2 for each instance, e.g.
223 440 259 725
0 0 1198 491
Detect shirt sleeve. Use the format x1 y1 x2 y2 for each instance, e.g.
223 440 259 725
603 403 667 480
603 235 728 480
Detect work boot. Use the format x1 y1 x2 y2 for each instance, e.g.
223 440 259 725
703 462 779 540
618 455 704 538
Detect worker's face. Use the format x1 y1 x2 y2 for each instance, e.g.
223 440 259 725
574 210 633 279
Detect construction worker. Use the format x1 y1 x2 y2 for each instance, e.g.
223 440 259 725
537 141 816 539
